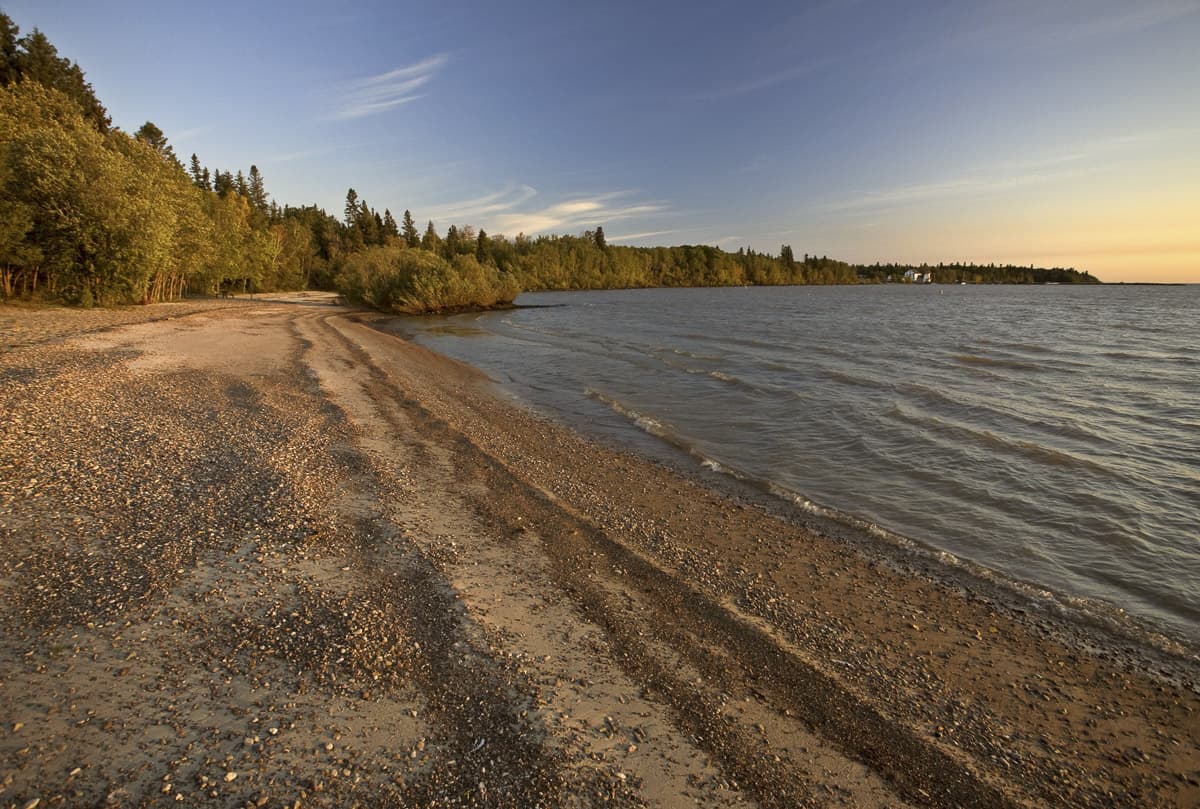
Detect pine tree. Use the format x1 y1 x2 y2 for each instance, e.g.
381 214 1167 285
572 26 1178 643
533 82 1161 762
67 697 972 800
15 28 109 130
358 201 379 244
200 168 211 192
780 244 795 266
343 189 359 227
594 225 607 250
247 165 268 214
476 229 489 263
189 153 204 187
402 209 420 248
234 170 248 198
0 12 20 86
383 209 399 239
421 221 440 252
212 169 229 197
134 121 179 166
444 225 461 259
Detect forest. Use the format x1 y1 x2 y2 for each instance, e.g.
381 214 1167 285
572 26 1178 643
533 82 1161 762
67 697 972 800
0 14 1098 311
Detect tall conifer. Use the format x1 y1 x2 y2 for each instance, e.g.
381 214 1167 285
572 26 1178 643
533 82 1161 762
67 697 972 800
383 209 399 239
421 221 440 252
402 209 420 248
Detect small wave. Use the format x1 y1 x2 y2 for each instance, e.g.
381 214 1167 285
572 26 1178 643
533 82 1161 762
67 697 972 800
663 346 724 362
885 404 1122 480
587 389 758 483
706 369 769 395
988 341 1055 355
587 390 673 441
822 368 892 391
953 354 1043 372
897 381 968 412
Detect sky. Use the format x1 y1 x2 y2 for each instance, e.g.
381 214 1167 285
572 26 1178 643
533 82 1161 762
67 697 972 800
5 0 1199 282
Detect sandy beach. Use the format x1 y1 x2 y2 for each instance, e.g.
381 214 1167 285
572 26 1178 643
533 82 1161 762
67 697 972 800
1 295 1196 808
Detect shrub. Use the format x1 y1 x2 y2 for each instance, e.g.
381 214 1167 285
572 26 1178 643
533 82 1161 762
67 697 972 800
336 246 520 314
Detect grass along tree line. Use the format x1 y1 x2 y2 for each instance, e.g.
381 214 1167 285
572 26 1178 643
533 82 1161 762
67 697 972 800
0 12 1097 312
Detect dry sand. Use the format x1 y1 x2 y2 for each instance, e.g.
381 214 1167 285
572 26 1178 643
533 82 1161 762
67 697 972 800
1 295 1196 808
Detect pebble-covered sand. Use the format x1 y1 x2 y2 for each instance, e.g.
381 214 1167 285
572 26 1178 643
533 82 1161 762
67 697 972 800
1 295 1197 808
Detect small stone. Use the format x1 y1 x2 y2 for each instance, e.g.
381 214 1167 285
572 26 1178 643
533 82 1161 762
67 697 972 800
22 800 40 809
224 771 237 782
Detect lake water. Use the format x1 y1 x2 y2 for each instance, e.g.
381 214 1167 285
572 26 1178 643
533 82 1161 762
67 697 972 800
391 285 1200 648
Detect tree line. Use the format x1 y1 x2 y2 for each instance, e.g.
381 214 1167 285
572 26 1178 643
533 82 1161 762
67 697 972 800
0 15 332 305
0 12 1097 311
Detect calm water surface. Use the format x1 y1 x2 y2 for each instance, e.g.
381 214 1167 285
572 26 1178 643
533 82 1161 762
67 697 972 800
393 285 1200 646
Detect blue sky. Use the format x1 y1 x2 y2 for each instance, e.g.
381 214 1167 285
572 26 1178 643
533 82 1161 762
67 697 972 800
5 0 1199 281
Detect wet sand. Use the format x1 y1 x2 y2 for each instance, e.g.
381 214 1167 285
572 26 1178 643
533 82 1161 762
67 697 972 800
1 295 1197 807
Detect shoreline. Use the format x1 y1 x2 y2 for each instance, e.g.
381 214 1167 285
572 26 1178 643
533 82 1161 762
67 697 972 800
382 292 1200 665
2 297 1197 807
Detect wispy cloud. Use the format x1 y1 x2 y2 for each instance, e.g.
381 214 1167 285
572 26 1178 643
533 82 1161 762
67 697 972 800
265 146 340 164
493 194 666 237
960 0 1199 51
695 59 831 101
426 186 667 237
333 55 448 120
424 185 539 223
607 229 679 243
824 127 1194 212
169 125 216 144
826 167 1094 212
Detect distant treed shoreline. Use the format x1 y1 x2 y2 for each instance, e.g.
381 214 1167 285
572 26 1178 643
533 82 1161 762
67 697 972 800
0 13 1097 312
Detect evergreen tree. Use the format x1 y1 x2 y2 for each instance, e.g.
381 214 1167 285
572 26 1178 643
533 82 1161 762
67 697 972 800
444 224 461 259
200 167 211 192
780 244 795 266
247 165 268 213
421 220 440 252
213 169 234 197
0 13 19 86
134 121 178 166
234 170 248 198
383 209 399 239
14 28 109 130
359 200 379 245
476 228 489 263
372 209 385 244
343 188 359 227
188 153 204 187
402 209 420 248
594 225 607 250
